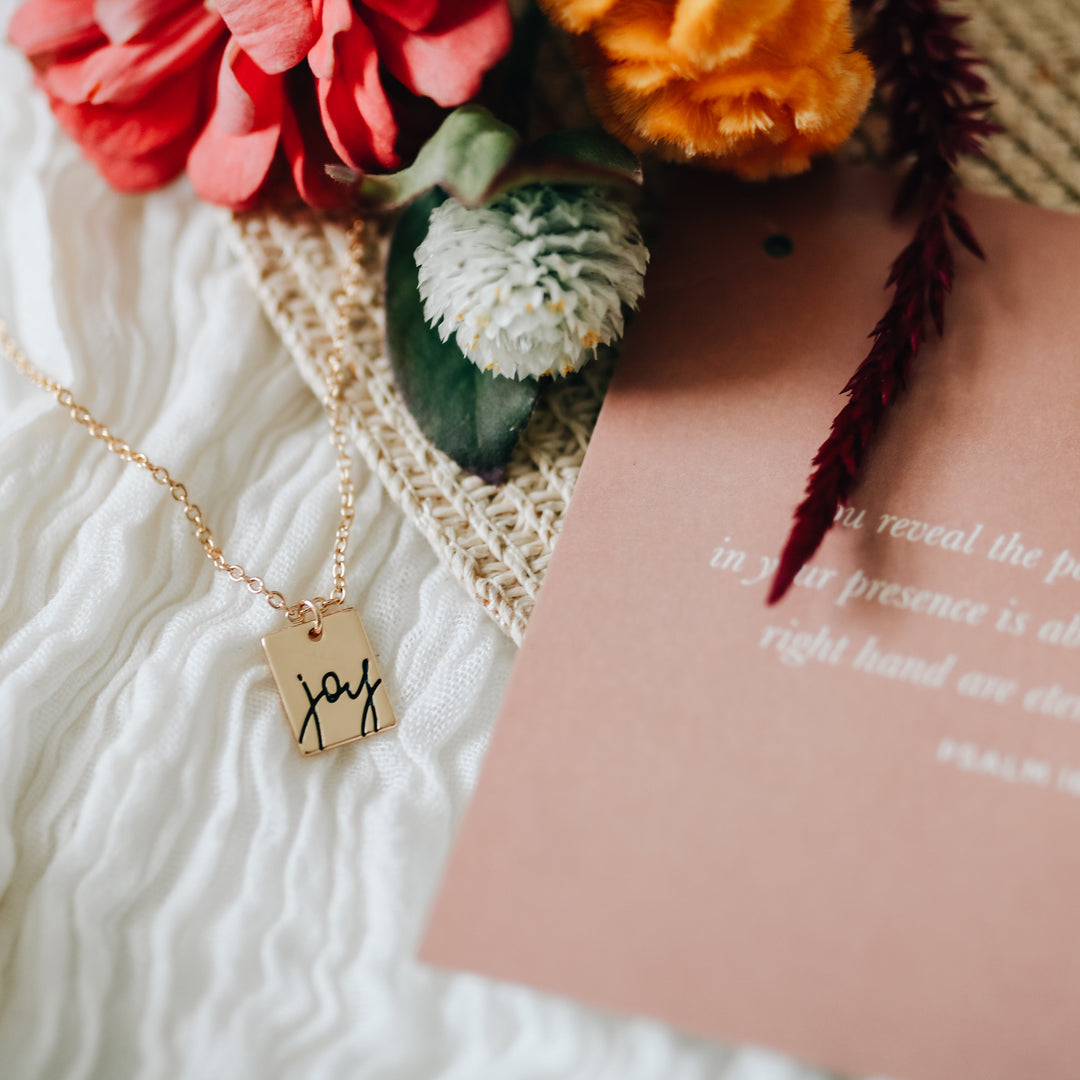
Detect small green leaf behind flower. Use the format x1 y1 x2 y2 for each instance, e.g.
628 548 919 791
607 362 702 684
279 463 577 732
384 189 541 482
330 104 642 210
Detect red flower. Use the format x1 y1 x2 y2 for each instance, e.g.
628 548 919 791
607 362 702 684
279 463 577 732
8 0 512 208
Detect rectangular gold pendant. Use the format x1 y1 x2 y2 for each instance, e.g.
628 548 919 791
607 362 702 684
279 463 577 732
261 607 397 755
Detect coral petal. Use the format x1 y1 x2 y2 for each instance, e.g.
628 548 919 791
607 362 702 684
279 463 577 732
47 64 206 190
92 0 190 44
312 0 398 169
8 0 99 58
360 0 439 33
50 59 206 158
188 65 283 207
87 133 192 190
281 93 351 209
214 0 318 74
366 0 511 108
41 4 224 105
213 42 284 134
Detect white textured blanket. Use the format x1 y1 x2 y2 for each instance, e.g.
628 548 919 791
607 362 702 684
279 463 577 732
0 12 828 1080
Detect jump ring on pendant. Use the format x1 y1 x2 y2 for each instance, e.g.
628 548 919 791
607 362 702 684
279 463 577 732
299 599 323 640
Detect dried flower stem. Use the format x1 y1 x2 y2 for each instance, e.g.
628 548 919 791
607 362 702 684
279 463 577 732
767 0 997 604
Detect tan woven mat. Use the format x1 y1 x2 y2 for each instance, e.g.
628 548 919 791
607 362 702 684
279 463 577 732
226 0 1080 645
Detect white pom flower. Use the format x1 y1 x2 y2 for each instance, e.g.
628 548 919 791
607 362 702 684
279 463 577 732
414 184 649 380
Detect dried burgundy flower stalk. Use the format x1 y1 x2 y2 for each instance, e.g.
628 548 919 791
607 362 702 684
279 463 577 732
767 0 998 604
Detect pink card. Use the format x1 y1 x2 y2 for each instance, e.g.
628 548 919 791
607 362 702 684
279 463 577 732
421 165 1080 1080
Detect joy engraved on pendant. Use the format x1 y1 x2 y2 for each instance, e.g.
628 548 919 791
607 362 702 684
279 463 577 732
261 608 397 755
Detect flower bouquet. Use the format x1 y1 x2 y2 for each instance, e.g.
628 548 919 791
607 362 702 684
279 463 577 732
9 0 1002 632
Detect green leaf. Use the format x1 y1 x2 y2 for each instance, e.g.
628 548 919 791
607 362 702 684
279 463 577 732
357 105 521 210
384 189 540 482
478 127 643 200
527 127 643 184
331 107 644 210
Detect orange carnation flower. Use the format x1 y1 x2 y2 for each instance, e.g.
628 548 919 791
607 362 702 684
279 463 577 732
539 0 874 179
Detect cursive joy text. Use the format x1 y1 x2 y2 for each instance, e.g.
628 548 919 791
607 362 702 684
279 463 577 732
296 662 382 750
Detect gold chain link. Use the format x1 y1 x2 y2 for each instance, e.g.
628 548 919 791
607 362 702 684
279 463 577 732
1 220 366 627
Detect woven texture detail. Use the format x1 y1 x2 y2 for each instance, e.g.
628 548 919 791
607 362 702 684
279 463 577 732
226 0 1080 643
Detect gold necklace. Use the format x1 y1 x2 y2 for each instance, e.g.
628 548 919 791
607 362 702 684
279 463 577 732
1 222 396 756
